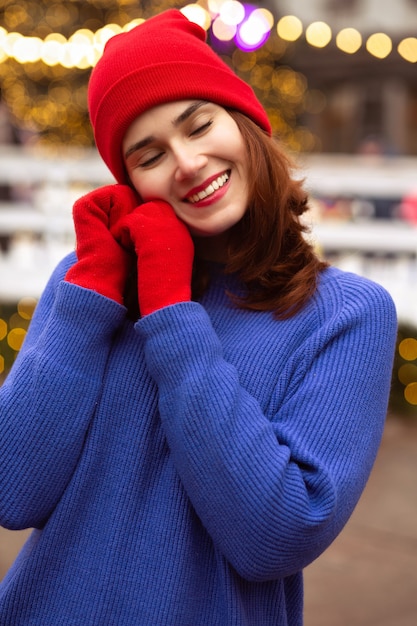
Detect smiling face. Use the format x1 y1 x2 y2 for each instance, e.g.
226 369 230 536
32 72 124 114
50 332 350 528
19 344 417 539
122 100 249 256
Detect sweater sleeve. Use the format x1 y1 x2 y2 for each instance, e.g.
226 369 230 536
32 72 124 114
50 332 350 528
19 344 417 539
136 279 397 582
0 254 127 530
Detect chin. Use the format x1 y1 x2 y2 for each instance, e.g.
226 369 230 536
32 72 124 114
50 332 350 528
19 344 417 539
191 228 228 239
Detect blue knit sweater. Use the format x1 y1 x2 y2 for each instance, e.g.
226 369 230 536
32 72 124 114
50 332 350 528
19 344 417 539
0 254 397 625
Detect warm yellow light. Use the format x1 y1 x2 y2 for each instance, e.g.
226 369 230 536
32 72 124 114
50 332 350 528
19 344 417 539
398 363 417 385
17 297 37 321
70 29 95 45
306 21 332 48
272 67 307 101
219 1 245 26
41 34 67 67
0 26 7 61
0 12 413 72
404 382 417 405
123 19 145 32
44 32 67 44
399 337 417 361
253 9 274 31
94 26 117 48
180 5 211 30
366 32 392 59
248 9 273 35
4 31 23 57
0 319 7 341
232 49 257 72
212 17 236 41
277 15 303 42
12 36 43 63
239 10 272 46
336 27 362 54
7 328 26 352
64 29 97 69
398 37 417 63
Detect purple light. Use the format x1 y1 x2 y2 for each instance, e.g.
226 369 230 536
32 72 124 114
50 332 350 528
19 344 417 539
234 6 271 51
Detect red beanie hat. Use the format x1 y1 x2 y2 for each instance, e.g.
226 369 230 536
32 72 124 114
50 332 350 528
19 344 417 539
88 9 271 184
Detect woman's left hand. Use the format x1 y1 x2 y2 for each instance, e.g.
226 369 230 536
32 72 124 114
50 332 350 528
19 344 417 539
112 200 194 316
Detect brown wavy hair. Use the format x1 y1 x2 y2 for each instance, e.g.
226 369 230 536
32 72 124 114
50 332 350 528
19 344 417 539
192 110 328 319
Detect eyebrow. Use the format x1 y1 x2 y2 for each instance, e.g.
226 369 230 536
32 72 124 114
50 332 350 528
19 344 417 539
124 100 208 160
173 100 207 126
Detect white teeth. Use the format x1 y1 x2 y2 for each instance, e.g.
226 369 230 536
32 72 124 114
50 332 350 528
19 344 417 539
188 172 229 203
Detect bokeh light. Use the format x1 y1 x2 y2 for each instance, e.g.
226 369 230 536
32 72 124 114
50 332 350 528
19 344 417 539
212 17 236 42
391 327 417 416
219 1 245 26
366 32 392 59
404 382 417 406
235 8 272 52
7 328 26 351
17 297 37 320
398 37 417 63
398 363 417 385
180 4 211 30
0 298 37 380
305 21 332 48
276 15 303 42
336 27 362 54
399 337 417 361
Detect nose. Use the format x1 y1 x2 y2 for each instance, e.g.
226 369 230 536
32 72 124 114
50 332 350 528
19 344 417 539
173 145 208 182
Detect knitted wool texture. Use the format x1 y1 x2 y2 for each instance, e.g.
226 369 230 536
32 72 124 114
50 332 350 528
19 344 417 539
88 9 272 184
0 255 397 624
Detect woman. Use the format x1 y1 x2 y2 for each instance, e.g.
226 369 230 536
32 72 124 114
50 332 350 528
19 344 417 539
0 10 397 625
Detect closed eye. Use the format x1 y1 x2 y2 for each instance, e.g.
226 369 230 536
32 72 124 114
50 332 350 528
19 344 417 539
190 120 213 137
139 151 164 168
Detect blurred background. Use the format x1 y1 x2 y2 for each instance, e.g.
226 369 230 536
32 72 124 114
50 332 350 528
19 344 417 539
1 1 417 624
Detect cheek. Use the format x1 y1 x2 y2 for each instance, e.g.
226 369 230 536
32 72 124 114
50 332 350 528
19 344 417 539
129 172 168 203
219 131 247 175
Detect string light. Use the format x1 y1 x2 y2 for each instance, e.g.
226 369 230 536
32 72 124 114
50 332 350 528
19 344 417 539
0 4 416 417
212 17 236 41
305 21 332 48
366 32 392 59
391 326 417 415
0 4 415 67
0 298 36 380
398 37 417 63
336 27 362 54
404 382 417 406
277 15 303 42
179 4 210 30
219 1 245 26
399 337 417 360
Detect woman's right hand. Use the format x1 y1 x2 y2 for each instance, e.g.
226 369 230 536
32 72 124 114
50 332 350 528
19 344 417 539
65 184 139 304
112 200 194 316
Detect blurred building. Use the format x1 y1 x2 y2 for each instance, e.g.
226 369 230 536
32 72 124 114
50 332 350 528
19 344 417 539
274 0 417 155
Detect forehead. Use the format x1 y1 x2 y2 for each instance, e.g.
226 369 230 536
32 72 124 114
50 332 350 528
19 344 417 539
123 100 205 146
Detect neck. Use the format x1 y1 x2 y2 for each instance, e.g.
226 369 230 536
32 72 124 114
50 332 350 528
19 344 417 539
193 233 229 263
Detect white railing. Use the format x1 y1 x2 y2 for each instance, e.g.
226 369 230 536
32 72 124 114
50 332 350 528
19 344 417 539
0 146 111 302
0 147 416 324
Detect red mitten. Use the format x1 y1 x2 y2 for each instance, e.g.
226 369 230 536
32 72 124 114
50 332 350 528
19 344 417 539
112 200 194 316
65 184 139 304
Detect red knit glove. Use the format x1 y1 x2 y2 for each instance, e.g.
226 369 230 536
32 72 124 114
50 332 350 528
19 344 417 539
112 200 194 316
65 184 139 304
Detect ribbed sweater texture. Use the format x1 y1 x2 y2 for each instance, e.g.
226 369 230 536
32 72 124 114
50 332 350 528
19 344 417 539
0 254 397 625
